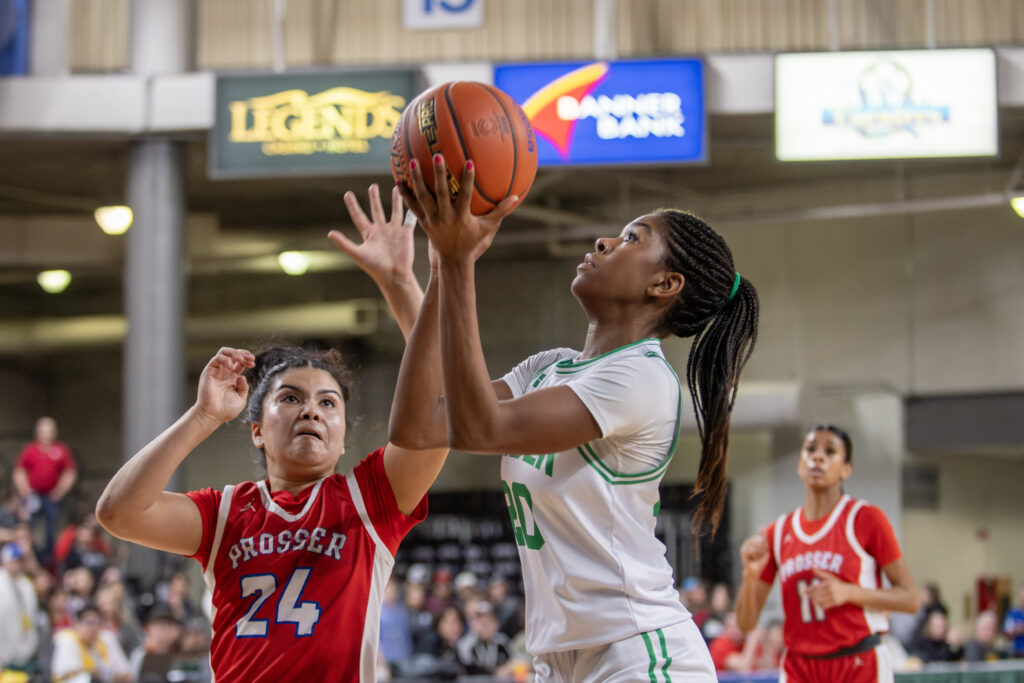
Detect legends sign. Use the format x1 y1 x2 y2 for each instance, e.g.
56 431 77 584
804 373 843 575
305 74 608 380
211 70 420 178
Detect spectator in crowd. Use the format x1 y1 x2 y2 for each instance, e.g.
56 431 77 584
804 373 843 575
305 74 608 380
456 600 515 678
0 543 40 674
754 619 784 671
379 577 413 673
1003 584 1024 658
0 489 29 545
909 610 962 663
963 610 1008 662
453 571 480 607
708 612 758 673
487 574 523 638
911 582 948 643
54 512 110 580
700 581 732 643
47 587 72 632
172 617 213 683
129 604 183 683
13 416 77 564
94 578 143 658
62 566 95 617
51 603 132 683
426 567 456 617
396 604 466 680
403 578 436 655
154 570 198 625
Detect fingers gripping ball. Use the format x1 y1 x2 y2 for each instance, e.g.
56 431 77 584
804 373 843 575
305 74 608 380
390 81 538 215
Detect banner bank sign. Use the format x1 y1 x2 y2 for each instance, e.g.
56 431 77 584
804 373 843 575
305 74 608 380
494 58 706 166
211 70 420 178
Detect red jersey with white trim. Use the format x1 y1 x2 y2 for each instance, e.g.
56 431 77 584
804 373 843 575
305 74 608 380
759 494 902 657
186 448 427 682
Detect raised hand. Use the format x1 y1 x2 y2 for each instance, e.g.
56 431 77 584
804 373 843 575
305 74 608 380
195 347 254 425
329 183 416 286
399 154 518 263
740 534 770 577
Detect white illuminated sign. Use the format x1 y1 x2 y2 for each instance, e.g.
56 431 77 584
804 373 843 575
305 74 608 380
775 48 998 161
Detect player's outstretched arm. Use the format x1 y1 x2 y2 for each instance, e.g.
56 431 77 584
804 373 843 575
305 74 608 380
96 347 254 556
401 155 602 455
329 184 423 341
736 533 773 633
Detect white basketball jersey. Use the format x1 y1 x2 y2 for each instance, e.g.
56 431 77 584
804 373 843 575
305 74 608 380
500 339 691 655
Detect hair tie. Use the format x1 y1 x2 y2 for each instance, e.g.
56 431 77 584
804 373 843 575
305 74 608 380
727 273 741 302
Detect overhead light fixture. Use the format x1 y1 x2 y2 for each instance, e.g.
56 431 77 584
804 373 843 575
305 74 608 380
94 205 133 235
278 251 311 276
1011 196 1024 219
37 269 72 294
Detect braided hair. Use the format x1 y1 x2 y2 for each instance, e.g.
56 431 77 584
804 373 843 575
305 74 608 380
655 209 759 538
243 345 353 470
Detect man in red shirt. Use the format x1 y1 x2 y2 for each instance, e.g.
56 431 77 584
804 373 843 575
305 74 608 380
13 416 77 563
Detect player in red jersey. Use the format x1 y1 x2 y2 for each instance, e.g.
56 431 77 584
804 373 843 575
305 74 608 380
96 185 448 682
735 424 920 682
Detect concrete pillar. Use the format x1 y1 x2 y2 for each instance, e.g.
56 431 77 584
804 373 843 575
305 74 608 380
29 0 70 76
121 0 194 585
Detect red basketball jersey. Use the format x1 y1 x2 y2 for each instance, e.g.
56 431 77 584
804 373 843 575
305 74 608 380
186 448 427 682
759 494 902 657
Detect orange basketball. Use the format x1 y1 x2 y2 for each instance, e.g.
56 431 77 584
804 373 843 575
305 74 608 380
390 81 538 215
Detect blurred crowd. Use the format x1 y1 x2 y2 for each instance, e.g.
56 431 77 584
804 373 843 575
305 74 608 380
5 416 1024 682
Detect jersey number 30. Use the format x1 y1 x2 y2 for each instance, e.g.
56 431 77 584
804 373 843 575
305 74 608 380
237 568 322 638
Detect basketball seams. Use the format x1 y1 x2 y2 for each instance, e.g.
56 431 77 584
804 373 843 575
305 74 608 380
443 82 500 207
480 85 520 205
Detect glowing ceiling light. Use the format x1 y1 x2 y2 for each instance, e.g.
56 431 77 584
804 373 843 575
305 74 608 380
278 251 311 276
94 205 133 235
37 269 72 294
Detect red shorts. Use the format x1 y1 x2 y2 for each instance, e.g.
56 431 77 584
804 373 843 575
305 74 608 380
781 642 892 683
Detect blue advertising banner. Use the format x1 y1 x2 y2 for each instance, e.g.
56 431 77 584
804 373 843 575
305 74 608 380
0 0 29 76
494 58 706 166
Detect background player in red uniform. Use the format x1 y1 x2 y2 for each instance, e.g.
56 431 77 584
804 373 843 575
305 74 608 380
96 185 447 682
735 424 920 682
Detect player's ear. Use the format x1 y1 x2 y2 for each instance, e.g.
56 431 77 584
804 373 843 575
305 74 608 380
251 422 264 449
648 271 684 299
840 461 853 481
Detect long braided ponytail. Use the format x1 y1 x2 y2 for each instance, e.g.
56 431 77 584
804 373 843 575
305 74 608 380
656 209 759 537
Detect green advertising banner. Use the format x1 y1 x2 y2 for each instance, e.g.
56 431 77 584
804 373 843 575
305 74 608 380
210 69 422 178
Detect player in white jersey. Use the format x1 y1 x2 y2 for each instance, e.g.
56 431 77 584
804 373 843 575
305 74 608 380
390 156 760 681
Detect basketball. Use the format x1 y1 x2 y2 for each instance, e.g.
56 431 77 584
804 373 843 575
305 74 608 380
390 81 538 215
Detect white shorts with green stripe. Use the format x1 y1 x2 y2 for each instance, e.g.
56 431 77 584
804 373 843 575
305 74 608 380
531 618 716 683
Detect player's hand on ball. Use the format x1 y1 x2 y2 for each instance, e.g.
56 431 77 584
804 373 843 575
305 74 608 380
196 347 254 424
808 567 851 609
740 535 770 577
402 154 518 263
329 184 415 286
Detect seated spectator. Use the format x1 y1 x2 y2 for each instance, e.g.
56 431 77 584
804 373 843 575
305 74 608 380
486 575 523 639
700 581 732 643
0 489 29 545
426 568 456 617
456 600 514 678
95 579 143 658
62 566 96 617
454 571 481 608
403 579 435 656
51 603 132 683
129 604 183 683
379 577 412 673
709 612 758 673
171 617 213 683
911 582 948 643
393 604 464 680
910 610 962 662
964 610 1008 662
1004 585 1024 658
753 619 783 671
0 543 40 673
47 587 72 632
155 570 198 625
55 512 110 580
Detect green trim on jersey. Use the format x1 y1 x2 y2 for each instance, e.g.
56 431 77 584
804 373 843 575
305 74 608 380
575 349 683 485
641 628 673 682
529 358 563 388
553 338 659 374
